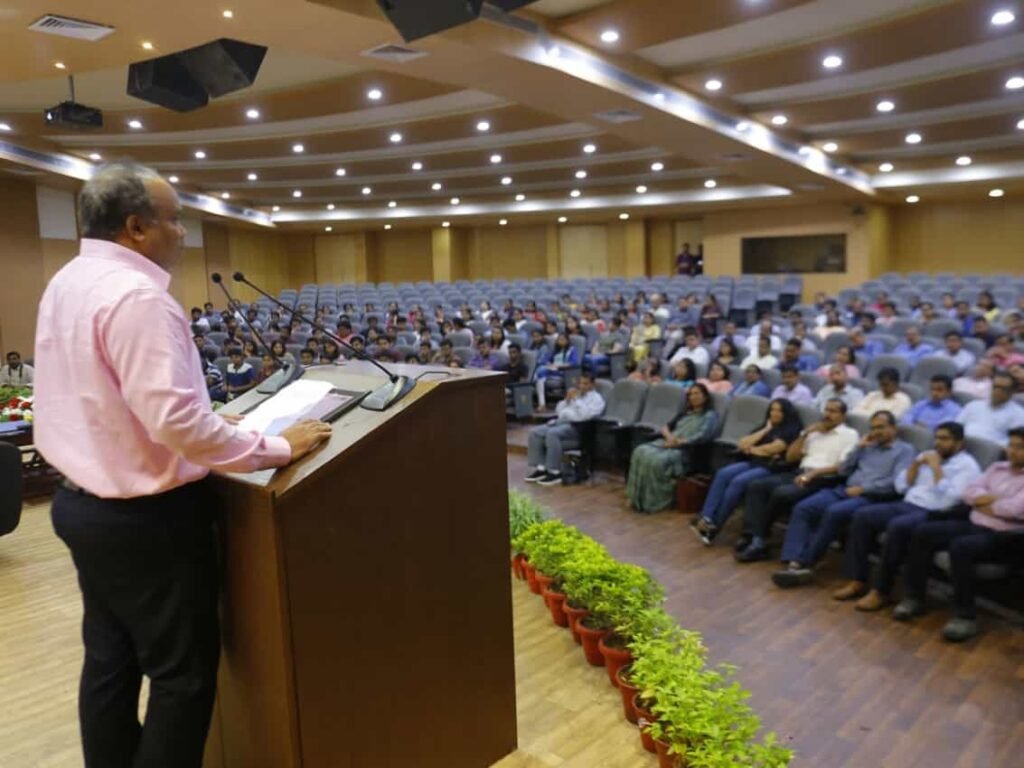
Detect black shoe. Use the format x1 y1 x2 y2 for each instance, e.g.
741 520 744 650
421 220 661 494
892 598 926 622
734 544 770 563
771 568 813 588
525 469 546 483
733 534 753 553
537 472 562 487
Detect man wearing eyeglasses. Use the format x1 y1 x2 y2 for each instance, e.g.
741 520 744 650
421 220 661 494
956 371 1024 446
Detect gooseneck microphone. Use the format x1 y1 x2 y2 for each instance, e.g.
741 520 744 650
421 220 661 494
232 272 416 411
210 273 303 395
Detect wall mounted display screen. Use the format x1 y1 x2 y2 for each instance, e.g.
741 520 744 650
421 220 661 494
741 234 847 274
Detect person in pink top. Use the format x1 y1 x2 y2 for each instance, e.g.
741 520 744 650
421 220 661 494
34 163 332 768
894 427 1024 642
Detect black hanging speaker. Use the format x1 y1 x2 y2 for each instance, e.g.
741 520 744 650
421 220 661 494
127 38 268 112
375 0 484 42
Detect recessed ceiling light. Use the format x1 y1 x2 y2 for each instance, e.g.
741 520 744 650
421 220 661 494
600 29 620 44
501 176 513 185
220 192 231 200
54 61 66 70
362 186 372 195
822 142 839 153
771 114 788 126
515 193 526 201
636 185 648 194
141 41 154 51
194 150 207 159
1017 117 1024 130
272 205 280 212
704 179 717 189
651 162 665 172
619 213 630 220
442 221 451 228
654 92 666 102
490 154 503 164
991 10 1016 26
735 120 751 132
822 54 843 69
583 143 597 154
384 224 393 230
836 167 848 176
367 87 383 101
168 175 179 183
292 143 304 153
451 197 461 205
956 155 973 166
335 167 346 177
222 10 234 19
88 152 101 161
1006 76 1024 90
704 78 723 92
878 162 894 173
387 201 397 208
906 195 920 204
127 119 143 129
326 203 335 210
476 120 491 132
245 108 260 120
876 100 895 113
989 188 1005 197
499 218 509 226
905 132 923 144
575 170 588 179
798 146 813 156
558 216 568 223
389 132 403 143
325 226 333 232
431 182 443 191
411 161 423 171
570 189 581 198
292 190 302 198
247 172 258 181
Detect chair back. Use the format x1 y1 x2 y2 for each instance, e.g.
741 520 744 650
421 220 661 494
864 354 911 383
897 425 933 454
716 395 770 445
636 383 688 429
0 441 22 536
964 437 1005 470
908 356 958 388
603 380 649 427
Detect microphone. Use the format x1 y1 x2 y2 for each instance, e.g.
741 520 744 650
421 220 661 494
232 272 415 411
210 273 303 395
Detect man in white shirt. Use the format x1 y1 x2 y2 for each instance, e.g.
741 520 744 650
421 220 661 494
936 331 976 376
0 351 34 387
650 293 671 320
957 372 1024 446
953 358 993 401
745 318 783 355
736 399 859 561
814 364 865 412
853 367 912 419
669 328 710 369
525 374 606 486
740 336 778 371
189 307 211 334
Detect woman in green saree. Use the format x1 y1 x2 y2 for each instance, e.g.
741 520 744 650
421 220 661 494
626 383 719 513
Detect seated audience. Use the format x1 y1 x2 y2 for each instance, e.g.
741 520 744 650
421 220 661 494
299 349 317 368
666 359 697 390
254 354 276 384
373 337 401 363
735 399 859 562
957 372 1024 445
986 335 1024 368
202 349 226 403
847 327 884 364
936 331 976 375
699 361 733 395
525 374 606 486
669 327 710 368
891 326 936 367
0 350 34 387
713 337 742 367
977 290 1000 323
693 398 802 544
629 311 662 364
971 316 997 348
814 310 847 340
506 343 529 384
698 295 721 338
778 338 818 373
814 364 865 412
901 375 961 431
584 317 627 374
815 345 860 380
740 336 778 371
628 357 664 385
224 349 256 399
469 337 504 371
733 365 771 399
954 358 994 400
771 364 814 406
772 411 914 587
853 368 912 419
189 307 211 334
894 428 1024 642
432 339 455 366
627 384 718 513
745 319 783 354
833 422 982 609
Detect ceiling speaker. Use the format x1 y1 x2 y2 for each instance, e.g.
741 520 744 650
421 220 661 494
375 0 484 42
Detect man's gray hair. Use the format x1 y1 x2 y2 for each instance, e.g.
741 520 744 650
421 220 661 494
78 162 163 240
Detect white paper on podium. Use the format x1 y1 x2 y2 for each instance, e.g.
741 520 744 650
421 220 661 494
237 379 335 435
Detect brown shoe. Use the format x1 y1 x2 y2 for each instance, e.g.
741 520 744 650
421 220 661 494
855 590 889 612
832 581 868 601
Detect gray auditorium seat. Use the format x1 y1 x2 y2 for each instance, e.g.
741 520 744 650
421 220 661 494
634 384 688 431
598 380 648 428
714 395 769 449
908 356 958 388
964 436 1005 470
897 424 933 454
864 354 911 383
846 413 871 436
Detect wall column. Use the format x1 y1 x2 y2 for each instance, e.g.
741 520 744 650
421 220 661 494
647 220 674 276
431 227 452 283
623 221 647 277
544 224 561 278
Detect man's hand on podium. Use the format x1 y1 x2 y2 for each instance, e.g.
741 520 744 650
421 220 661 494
281 420 334 463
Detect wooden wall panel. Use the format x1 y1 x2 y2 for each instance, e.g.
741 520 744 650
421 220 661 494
468 225 549 279
647 220 675 277
168 247 212 313
559 225 608 278
0 179 45 355
285 235 316 290
314 234 364 285
40 239 78 287
372 229 433 283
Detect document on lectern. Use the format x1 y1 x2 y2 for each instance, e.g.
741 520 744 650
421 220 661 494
237 379 335 435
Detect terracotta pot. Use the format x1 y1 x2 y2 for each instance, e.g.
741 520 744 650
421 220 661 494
523 560 541 594
655 738 682 768
577 618 610 667
541 585 569 627
599 634 633 688
633 694 657 754
510 553 526 580
563 604 588 644
616 665 640 724
536 572 555 595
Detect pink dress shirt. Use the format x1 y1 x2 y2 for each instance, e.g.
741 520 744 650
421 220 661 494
34 239 292 499
962 462 1024 532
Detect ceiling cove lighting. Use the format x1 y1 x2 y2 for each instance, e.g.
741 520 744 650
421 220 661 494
989 188 1005 197
367 87 383 101
704 78 723 92
991 10 1016 26
245 108 260 119
905 132 923 144
906 195 920 203
771 114 788 126
956 155 973 166
600 29 620 44
651 162 665 172
876 100 895 113
822 54 843 70
878 162 894 173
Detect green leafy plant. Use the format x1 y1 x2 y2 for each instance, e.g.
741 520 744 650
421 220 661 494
509 490 546 546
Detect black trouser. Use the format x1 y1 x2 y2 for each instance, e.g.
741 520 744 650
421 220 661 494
743 472 805 539
51 480 220 768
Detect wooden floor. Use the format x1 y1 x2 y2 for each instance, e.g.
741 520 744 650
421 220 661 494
3 455 1023 768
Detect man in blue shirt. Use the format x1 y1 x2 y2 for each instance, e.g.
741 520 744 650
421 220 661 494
732 364 771 398
833 421 982 608
935 331 975 376
957 371 1024 445
468 337 504 371
891 326 936 368
779 339 818 372
772 411 914 587
901 374 961 431
224 348 256 399
848 327 884 365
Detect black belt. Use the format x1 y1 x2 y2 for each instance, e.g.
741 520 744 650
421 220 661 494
61 478 95 496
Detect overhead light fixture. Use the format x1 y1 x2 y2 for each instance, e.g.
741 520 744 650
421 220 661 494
905 132 923 144
704 179 717 189
450 197 461 205
384 224 393 230
906 195 920 204
878 162 894 173
575 170 588 179
431 182 443 191
141 41 154 51
1018 117 1024 130
411 161 423 171
956 155 973 166
245 108 260 119
222 9 234 19
476 120 491 132
991 9 1016 26
389 132 403 143
583 143 597 154
989 188 1005 197
362 186 372 195
836 167 848 176
88 152 101 161
876 100 895 113
292 143 304 153
220 192 231 199
367 87 383 101
570 189 581 198
771 114 788 126
651 162 665 172
490 154 503 164
388 201 398 208
653 92 666 102
54 61 66 70
194 150 207 159
499 219 508 226
704 79 723 92
619 213 630 220
326 203 335 210
501 176 513 185
735 121 750 132
247 172 258 181
515 193 526 202
272 205 280 212
292 190 302 198
600 29 620 44
127 119 143 129
168 175 179 183
442 221 451 228
822 142 839 153
822 54 843 69
335 167 347 177
558 216 568 223
636 185 648 194
1006 76 1024 90
325 226 333 232
798 146 813 156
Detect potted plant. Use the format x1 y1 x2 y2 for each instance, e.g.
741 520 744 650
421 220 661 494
508 490 545 579
598 581 667 687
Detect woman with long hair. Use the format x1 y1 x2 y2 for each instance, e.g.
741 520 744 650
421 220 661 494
534 332 579 410
626 383 719 513
692 399 802 544
815 345 860 379
715 337 740 367
699 361 734 395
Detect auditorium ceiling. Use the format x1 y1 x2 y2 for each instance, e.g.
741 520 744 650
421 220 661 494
0 0 1020 230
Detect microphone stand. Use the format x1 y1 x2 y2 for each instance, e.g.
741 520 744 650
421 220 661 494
210 273 303 395
232 272 416 411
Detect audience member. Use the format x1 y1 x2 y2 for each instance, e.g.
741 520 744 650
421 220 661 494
629 312 661 364
585 318 626 374
814 345 859 380
936 331 976 375
202 349 226 403
733 365 771 398
699 361 733 395
746 319 783 354
525 374 605 486
669 327 710 368
778 338 818 372
469 338 504 371
628 357 663 385
699 295 722 338
772 364 814 405
535 333 581 410
254 354 276 385
901 375 961 431
299 349 316 368
891 326 936 367
976 290 1000 323
224 349 256 399
0 350 34 387
666 359 697 390
954 358 994 400
714 337 742 367
847 327 883 365
813 364 865 412
957 372 1024 445
986 335 1024 368
740 336 778 371
971 316 997 348
853 368 912 419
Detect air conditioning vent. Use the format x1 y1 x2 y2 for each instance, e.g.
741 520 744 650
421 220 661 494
29 14 115 41
593 109 643 124
361 44 428 64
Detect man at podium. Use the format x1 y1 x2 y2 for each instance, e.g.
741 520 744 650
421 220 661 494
33 162 333 768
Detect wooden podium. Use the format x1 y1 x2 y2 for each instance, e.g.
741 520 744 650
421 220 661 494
203 362 517 768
